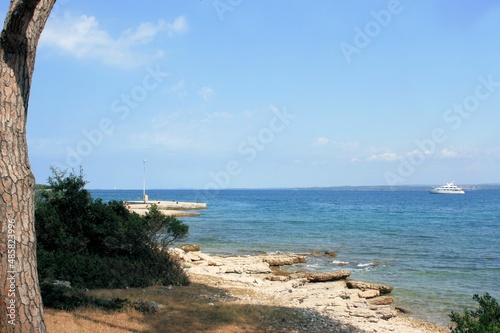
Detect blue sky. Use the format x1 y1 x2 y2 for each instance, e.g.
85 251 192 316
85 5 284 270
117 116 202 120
2 1 500 189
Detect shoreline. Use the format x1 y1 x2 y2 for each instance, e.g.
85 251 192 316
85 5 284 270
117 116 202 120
171 246 449 333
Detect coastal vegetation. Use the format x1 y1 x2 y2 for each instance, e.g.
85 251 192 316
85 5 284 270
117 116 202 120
449 293 500 333
35 168 189 308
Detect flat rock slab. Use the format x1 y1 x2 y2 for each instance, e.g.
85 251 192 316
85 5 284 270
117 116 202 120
291 270 351 282
262 255 306 266
369 295 395 306
346 280 393 294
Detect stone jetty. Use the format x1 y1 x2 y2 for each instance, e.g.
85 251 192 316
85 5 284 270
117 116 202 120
125 200 206 217
170 246 448 333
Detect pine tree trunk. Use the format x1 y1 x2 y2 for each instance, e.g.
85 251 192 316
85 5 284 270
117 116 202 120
0 1 55 332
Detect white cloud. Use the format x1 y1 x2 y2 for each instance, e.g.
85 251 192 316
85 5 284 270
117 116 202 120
314 137 329 146
199 86 214 102
440 148 458 158
123 16 187 43
437 146 500 159
40 13 188 68
366 152 399 161
166 16 189 37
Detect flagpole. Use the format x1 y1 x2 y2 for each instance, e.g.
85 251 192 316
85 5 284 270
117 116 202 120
143 160 147 202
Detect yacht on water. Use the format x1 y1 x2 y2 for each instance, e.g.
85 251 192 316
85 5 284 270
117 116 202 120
429 182 465 194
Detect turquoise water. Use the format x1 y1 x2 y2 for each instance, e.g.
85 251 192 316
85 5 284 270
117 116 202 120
90 188 500 327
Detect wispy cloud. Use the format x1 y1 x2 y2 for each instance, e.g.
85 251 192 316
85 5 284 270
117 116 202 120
40 13 188 68
166 16 188 37
366 145 500 163
312 137 359 150
168 79 188 98
438 146 500 159
314 137 329 146
199 86 214 102
440 148 459 158
366 152 399 162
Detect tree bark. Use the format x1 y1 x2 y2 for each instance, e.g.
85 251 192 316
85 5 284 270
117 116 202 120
1 1 55 332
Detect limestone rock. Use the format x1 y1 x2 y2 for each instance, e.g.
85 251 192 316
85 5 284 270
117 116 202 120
376 308 397 320
208 260 223 266
262 254 306 266
349 309 376 319
168 247 185 258
346 280 393 294
221 263 272 274
368 295 395 305
290 270 351 282
267 275 289 282
180 244 201 252
183 251 203 262
223 265 244 274
197 252 213 261
244 263 272 274
289 278 307 288
358 290 380 299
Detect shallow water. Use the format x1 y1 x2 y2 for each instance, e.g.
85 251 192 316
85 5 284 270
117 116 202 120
91 188 500 327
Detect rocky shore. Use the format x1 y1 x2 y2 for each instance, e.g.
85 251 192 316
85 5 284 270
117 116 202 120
171 245 449 333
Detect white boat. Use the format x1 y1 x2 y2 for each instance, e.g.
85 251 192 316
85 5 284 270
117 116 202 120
429 182 465 194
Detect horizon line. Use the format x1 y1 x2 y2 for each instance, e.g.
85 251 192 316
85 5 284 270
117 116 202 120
85 183 500 191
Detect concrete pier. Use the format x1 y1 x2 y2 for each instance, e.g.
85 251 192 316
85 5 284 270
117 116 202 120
125 200 206 217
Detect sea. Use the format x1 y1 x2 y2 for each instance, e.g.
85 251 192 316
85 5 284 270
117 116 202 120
89 188 500 328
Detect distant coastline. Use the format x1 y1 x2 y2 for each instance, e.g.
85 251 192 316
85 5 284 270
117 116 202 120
292 184 500 191
83 184 500 191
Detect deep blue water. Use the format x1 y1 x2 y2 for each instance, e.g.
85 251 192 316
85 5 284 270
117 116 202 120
90 188 500 327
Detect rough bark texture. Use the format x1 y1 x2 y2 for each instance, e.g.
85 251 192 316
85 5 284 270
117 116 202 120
0 1 55 332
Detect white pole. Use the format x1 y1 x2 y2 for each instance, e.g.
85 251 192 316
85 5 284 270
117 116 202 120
143 160 146 202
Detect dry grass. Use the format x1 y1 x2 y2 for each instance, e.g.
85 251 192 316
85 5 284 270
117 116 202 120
44 280 343 333
45 308 145 333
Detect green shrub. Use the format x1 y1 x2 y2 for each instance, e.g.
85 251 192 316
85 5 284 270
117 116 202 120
449 293 500 333
143 204 189 248
36 167 190 295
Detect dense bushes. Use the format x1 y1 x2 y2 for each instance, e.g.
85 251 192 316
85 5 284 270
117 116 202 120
36 167 189 290
449 293 500 333
40 283 128 311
